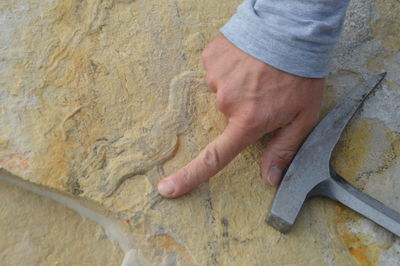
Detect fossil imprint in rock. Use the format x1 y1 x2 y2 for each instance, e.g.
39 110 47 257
81 71 206 198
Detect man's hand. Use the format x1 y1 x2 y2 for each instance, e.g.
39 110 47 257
158 35 324 198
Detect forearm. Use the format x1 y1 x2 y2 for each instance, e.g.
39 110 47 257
221 0 350 78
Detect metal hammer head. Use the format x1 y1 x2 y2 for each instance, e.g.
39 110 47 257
266 73 386 233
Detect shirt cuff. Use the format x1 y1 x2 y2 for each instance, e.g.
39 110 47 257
220 1 343 78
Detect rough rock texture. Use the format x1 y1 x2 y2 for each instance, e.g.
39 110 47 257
0 0 399 265
0 181 124 265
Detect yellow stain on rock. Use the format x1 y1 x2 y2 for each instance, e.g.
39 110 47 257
332 121 400 266
332 120 374 185
146 234 197 265
332 120 379 265
335 204 381 266
349 245 373 266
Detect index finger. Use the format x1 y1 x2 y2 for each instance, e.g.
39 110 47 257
158 123 253 198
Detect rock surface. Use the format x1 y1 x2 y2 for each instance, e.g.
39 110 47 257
0 181 124 265
0 0 399 265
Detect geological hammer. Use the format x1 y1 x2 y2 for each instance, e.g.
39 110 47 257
267 73 400 237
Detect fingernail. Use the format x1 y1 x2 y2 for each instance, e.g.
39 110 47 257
158 179 175 196
268 166 283 186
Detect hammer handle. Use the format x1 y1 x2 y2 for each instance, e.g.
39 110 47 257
321 174 400 237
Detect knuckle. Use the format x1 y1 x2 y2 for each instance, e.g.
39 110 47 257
206 73 215 86
273 148 296 163
239 116 257 128
236 106 260 128
200 146 220 172
216 91 230 113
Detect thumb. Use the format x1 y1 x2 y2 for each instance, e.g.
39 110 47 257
261 114 317 186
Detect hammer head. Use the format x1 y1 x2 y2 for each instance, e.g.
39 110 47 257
266 73 386 233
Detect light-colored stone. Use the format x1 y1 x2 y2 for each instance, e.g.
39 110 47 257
0 181 124 265
0 0 399 265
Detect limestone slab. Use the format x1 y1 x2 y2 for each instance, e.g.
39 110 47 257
0 0 399 265
0 181 124 266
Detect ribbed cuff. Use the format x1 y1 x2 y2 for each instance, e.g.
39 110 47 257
220 11 333 78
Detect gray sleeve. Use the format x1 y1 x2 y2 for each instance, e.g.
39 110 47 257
220 0 350 78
